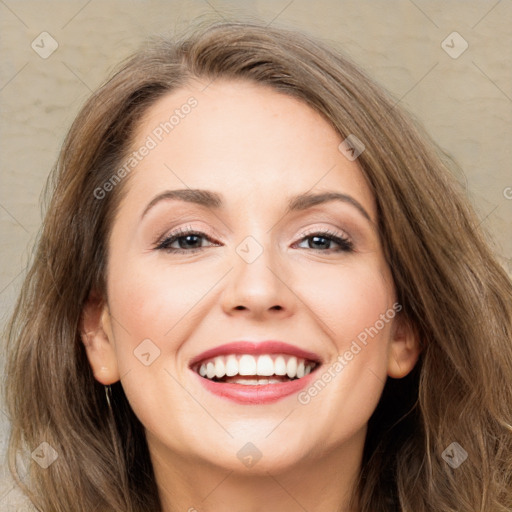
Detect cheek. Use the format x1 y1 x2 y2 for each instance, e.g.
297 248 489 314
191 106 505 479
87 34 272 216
105 256 225 368
292 264 395 448
110 256 199 325
302 260 394 349
104 260 212 435
300 260 394 400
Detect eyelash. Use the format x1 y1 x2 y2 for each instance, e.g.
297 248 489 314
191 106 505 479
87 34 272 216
154 226 354 254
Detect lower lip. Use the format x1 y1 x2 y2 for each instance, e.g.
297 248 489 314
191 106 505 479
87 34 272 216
193 370 317 404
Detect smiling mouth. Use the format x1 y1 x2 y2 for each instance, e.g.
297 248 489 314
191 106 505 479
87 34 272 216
193 354 319 385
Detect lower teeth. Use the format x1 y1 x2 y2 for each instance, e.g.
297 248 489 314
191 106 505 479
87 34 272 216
211 376 296 385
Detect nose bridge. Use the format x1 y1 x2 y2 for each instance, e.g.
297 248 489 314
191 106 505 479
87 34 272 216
221 227 292 315
234 231 278 291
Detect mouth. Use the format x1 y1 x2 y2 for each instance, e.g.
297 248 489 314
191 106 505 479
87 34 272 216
193 354 319 385
188 341 321 403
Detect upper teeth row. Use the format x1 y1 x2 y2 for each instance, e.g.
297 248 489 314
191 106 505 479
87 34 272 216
197 354 315 380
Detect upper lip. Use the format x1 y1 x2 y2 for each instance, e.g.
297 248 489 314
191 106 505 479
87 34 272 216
189 340 323 368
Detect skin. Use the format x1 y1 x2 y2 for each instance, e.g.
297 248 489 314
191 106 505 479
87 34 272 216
82 79 421 512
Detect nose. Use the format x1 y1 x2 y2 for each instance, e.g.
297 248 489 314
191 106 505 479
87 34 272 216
219 237 296 320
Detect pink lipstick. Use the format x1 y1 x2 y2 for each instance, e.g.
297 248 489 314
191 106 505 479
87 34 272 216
189 340 321 404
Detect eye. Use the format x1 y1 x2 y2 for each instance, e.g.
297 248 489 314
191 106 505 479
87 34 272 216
154 226 220 254
154 227 354 254
294 229 353 253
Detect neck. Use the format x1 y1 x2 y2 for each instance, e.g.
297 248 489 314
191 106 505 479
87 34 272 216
148 428 365 512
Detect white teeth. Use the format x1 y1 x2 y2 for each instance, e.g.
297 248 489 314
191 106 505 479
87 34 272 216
274 356 287 375
215 358 226 379
196 354 317 381
225 355 238 377
239 355 257 375
286 357 297 379
256 355 274 376
240 379 258 385
229 377 282 386
206 362 216 380
297 360 305 379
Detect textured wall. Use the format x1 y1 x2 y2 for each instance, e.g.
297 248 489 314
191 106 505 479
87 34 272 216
1 0 511 508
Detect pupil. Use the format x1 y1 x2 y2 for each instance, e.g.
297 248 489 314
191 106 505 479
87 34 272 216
311 235 329 249
181 235 200 248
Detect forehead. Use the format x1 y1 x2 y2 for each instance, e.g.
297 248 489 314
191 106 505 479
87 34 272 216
121 79 375 219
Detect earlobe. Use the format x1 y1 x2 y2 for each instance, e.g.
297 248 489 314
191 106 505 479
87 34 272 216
387 314 421 379
80 292 120 385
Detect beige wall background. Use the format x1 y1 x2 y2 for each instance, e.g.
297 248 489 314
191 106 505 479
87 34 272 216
1 0 511 508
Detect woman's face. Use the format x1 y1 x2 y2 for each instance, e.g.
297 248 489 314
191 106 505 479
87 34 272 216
85 79 419 478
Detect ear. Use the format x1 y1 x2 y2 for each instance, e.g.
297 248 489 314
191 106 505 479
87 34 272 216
387 312 421 379
80 291 120 385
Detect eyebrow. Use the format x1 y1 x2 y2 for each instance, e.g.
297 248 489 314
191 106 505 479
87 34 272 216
141 188 372 222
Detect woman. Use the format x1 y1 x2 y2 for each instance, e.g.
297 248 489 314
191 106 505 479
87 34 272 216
3 20 512 512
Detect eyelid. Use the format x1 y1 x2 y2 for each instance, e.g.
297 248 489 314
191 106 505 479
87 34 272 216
294 226 354 252
296 225 351 242
154 222 354 255
297 220 354 242
155 223 351 245
153 224 218 247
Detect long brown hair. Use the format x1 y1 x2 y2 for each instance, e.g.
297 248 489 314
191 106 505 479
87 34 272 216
4 20 512 512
